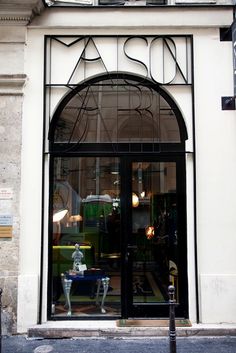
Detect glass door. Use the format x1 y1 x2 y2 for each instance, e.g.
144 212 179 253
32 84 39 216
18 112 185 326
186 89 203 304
49 155 187 319
47 72 189 319
125 157 187 318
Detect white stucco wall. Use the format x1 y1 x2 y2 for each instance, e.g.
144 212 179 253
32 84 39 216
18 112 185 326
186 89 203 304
17 6 235 332
193 28 236 323
17 30 45 332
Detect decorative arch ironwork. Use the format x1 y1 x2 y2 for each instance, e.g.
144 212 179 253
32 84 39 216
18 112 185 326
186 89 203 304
48 72 187 153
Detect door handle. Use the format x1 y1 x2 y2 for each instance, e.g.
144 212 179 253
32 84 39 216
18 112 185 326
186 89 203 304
127 245 138 249
127 245 138 250
125 245 138 262
125 251 129 262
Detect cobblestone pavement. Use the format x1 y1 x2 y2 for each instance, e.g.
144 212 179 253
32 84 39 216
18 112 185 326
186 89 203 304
1 335 236 353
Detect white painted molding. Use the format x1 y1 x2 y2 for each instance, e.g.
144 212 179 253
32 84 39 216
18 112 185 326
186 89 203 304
0 74 27 95
0 14 32 25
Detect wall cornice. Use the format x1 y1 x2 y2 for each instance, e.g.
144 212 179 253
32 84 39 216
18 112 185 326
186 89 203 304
0 1 44 25
0 74 27 95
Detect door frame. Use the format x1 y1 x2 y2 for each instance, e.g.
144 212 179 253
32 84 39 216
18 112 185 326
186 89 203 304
47 152 188 319
46 72 189 320
120 154 188 319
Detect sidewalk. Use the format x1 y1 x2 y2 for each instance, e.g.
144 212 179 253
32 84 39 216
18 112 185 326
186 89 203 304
27 321 236 338
2 335 236 353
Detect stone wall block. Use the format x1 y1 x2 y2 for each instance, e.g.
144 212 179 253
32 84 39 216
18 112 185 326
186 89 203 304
0 243 19 271
0 91 23 334
0 275 18 335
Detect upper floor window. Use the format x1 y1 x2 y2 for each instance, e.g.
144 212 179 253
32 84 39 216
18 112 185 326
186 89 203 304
44 0 167 7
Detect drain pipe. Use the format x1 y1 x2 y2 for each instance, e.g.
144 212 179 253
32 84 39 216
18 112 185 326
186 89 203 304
168 285 177 353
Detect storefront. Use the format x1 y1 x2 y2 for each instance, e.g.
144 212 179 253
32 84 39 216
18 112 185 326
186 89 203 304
42 32 192 321
0 0 235 334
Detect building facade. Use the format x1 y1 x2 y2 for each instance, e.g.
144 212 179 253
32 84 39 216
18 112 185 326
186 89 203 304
0 0 235 335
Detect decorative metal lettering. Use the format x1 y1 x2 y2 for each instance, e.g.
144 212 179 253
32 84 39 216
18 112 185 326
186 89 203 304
67 37 109 85
44 35 191 151
123 36 149 79
150 37 176 84
45 35 192 87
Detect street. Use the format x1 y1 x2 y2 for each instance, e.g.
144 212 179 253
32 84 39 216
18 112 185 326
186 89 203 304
1 336 236 353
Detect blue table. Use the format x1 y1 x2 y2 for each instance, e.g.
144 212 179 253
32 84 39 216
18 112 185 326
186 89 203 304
61 272 110 316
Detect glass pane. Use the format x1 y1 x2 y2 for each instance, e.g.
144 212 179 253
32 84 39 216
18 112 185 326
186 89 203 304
51 157 121 317
131 162 178 304
54 79 180 144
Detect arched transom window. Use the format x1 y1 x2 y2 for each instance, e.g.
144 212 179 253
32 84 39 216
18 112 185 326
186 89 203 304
49 74 187 150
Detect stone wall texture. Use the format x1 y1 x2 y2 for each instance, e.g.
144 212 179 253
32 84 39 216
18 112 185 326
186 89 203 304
0 94 22 334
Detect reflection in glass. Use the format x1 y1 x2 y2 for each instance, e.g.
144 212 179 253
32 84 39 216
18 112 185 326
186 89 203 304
131 162 178 304
54 79 181 145
51 157 121 317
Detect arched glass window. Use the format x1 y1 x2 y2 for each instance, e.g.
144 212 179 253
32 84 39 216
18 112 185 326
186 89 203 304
49 74 187 151
48 73 188 320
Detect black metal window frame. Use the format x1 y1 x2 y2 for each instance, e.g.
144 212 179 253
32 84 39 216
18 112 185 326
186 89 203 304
46 73 188 320
48 72 188 154
44 34 193 155
46 152 188 320
43 0 167 8
39 33 199 324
